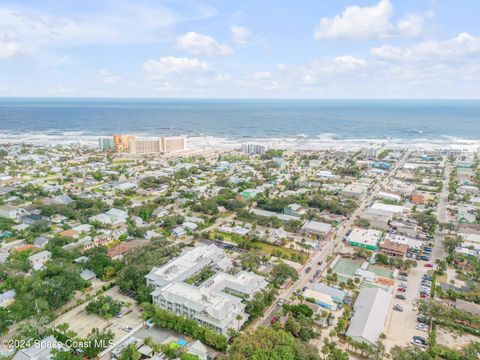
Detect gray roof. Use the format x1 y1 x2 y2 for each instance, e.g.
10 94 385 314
34 237 49 247
311 283 347 302
80 269 96 281
12 335 65 360
28 250 51 262
346 288 392 344
0 289 15 303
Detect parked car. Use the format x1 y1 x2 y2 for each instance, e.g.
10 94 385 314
145 319 154 328
397 288 406 292
420 293 429 299
420 256 430 261
424 263 433 268
271 316 279 324
122 326 133 333
411 338 427 347
115 312 123 319
399 283 408 288
305 267 312 273
416 324 428 332
399 271 408 277
393 304 404 312
396 294 406 300
417 316 427 323
398 276 408 281
414 336 427 342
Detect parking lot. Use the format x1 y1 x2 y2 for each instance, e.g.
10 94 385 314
384 263 431 350
50 287 143 340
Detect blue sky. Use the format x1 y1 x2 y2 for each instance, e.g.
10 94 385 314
1 0 480 98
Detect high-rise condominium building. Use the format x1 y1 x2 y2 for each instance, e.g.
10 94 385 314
160 136 187 153
113 134 135 152
129 139 162 154
129 136 187 154
98 137 114 151
242 143 267 155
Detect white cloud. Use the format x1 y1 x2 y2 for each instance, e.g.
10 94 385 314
314 0 432 40
176 32 233 56
143 56 209 80
97 70 122 84
333 55 367 69
314 0 394 40
253 71 273 80
372 33 480 61
0 2 217 56
396 13 424 38
0 41 23 59
230 25 252 44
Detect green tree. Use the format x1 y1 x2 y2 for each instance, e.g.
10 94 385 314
118 344 141 360
86 295 122 319
82 328 114 358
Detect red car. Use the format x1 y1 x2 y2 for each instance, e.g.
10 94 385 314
420 294 429 299
397 288 406 292
271 316 279 324
424 263 433 268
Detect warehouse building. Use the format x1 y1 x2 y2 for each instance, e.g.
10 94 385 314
346 288 392 344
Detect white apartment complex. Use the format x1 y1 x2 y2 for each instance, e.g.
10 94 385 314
242 143 267 155
130 137 187 154
145 244 268 335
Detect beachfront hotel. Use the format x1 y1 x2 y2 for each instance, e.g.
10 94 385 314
130 136 187 154
104 135 187 154
113 134 135 152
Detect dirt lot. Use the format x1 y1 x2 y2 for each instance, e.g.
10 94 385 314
436 326 479 351
50 287 143 340
384 264 430 350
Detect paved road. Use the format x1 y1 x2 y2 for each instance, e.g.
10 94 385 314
432 161 450 262
254 151 410 328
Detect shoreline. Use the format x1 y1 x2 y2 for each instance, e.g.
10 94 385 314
0 132 478 151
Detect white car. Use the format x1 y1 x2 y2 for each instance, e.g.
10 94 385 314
416 324 428 331
122 326 133 332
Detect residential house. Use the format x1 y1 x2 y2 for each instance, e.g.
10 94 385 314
28 250 52 270
0 290 15 307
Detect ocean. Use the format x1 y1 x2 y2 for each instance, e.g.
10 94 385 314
0 98 479 150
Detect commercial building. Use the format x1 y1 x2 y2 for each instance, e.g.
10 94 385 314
98 137 114 151
379 239 408 257
346 288 392 345
342 183 369 199
113 134 135 152
360 208 392 231
347 227 383 251
145 245 267 335
242 143 267 155
371 202 405 216
301 220 332 236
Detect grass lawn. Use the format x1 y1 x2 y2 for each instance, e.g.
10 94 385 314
210 230 307 264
